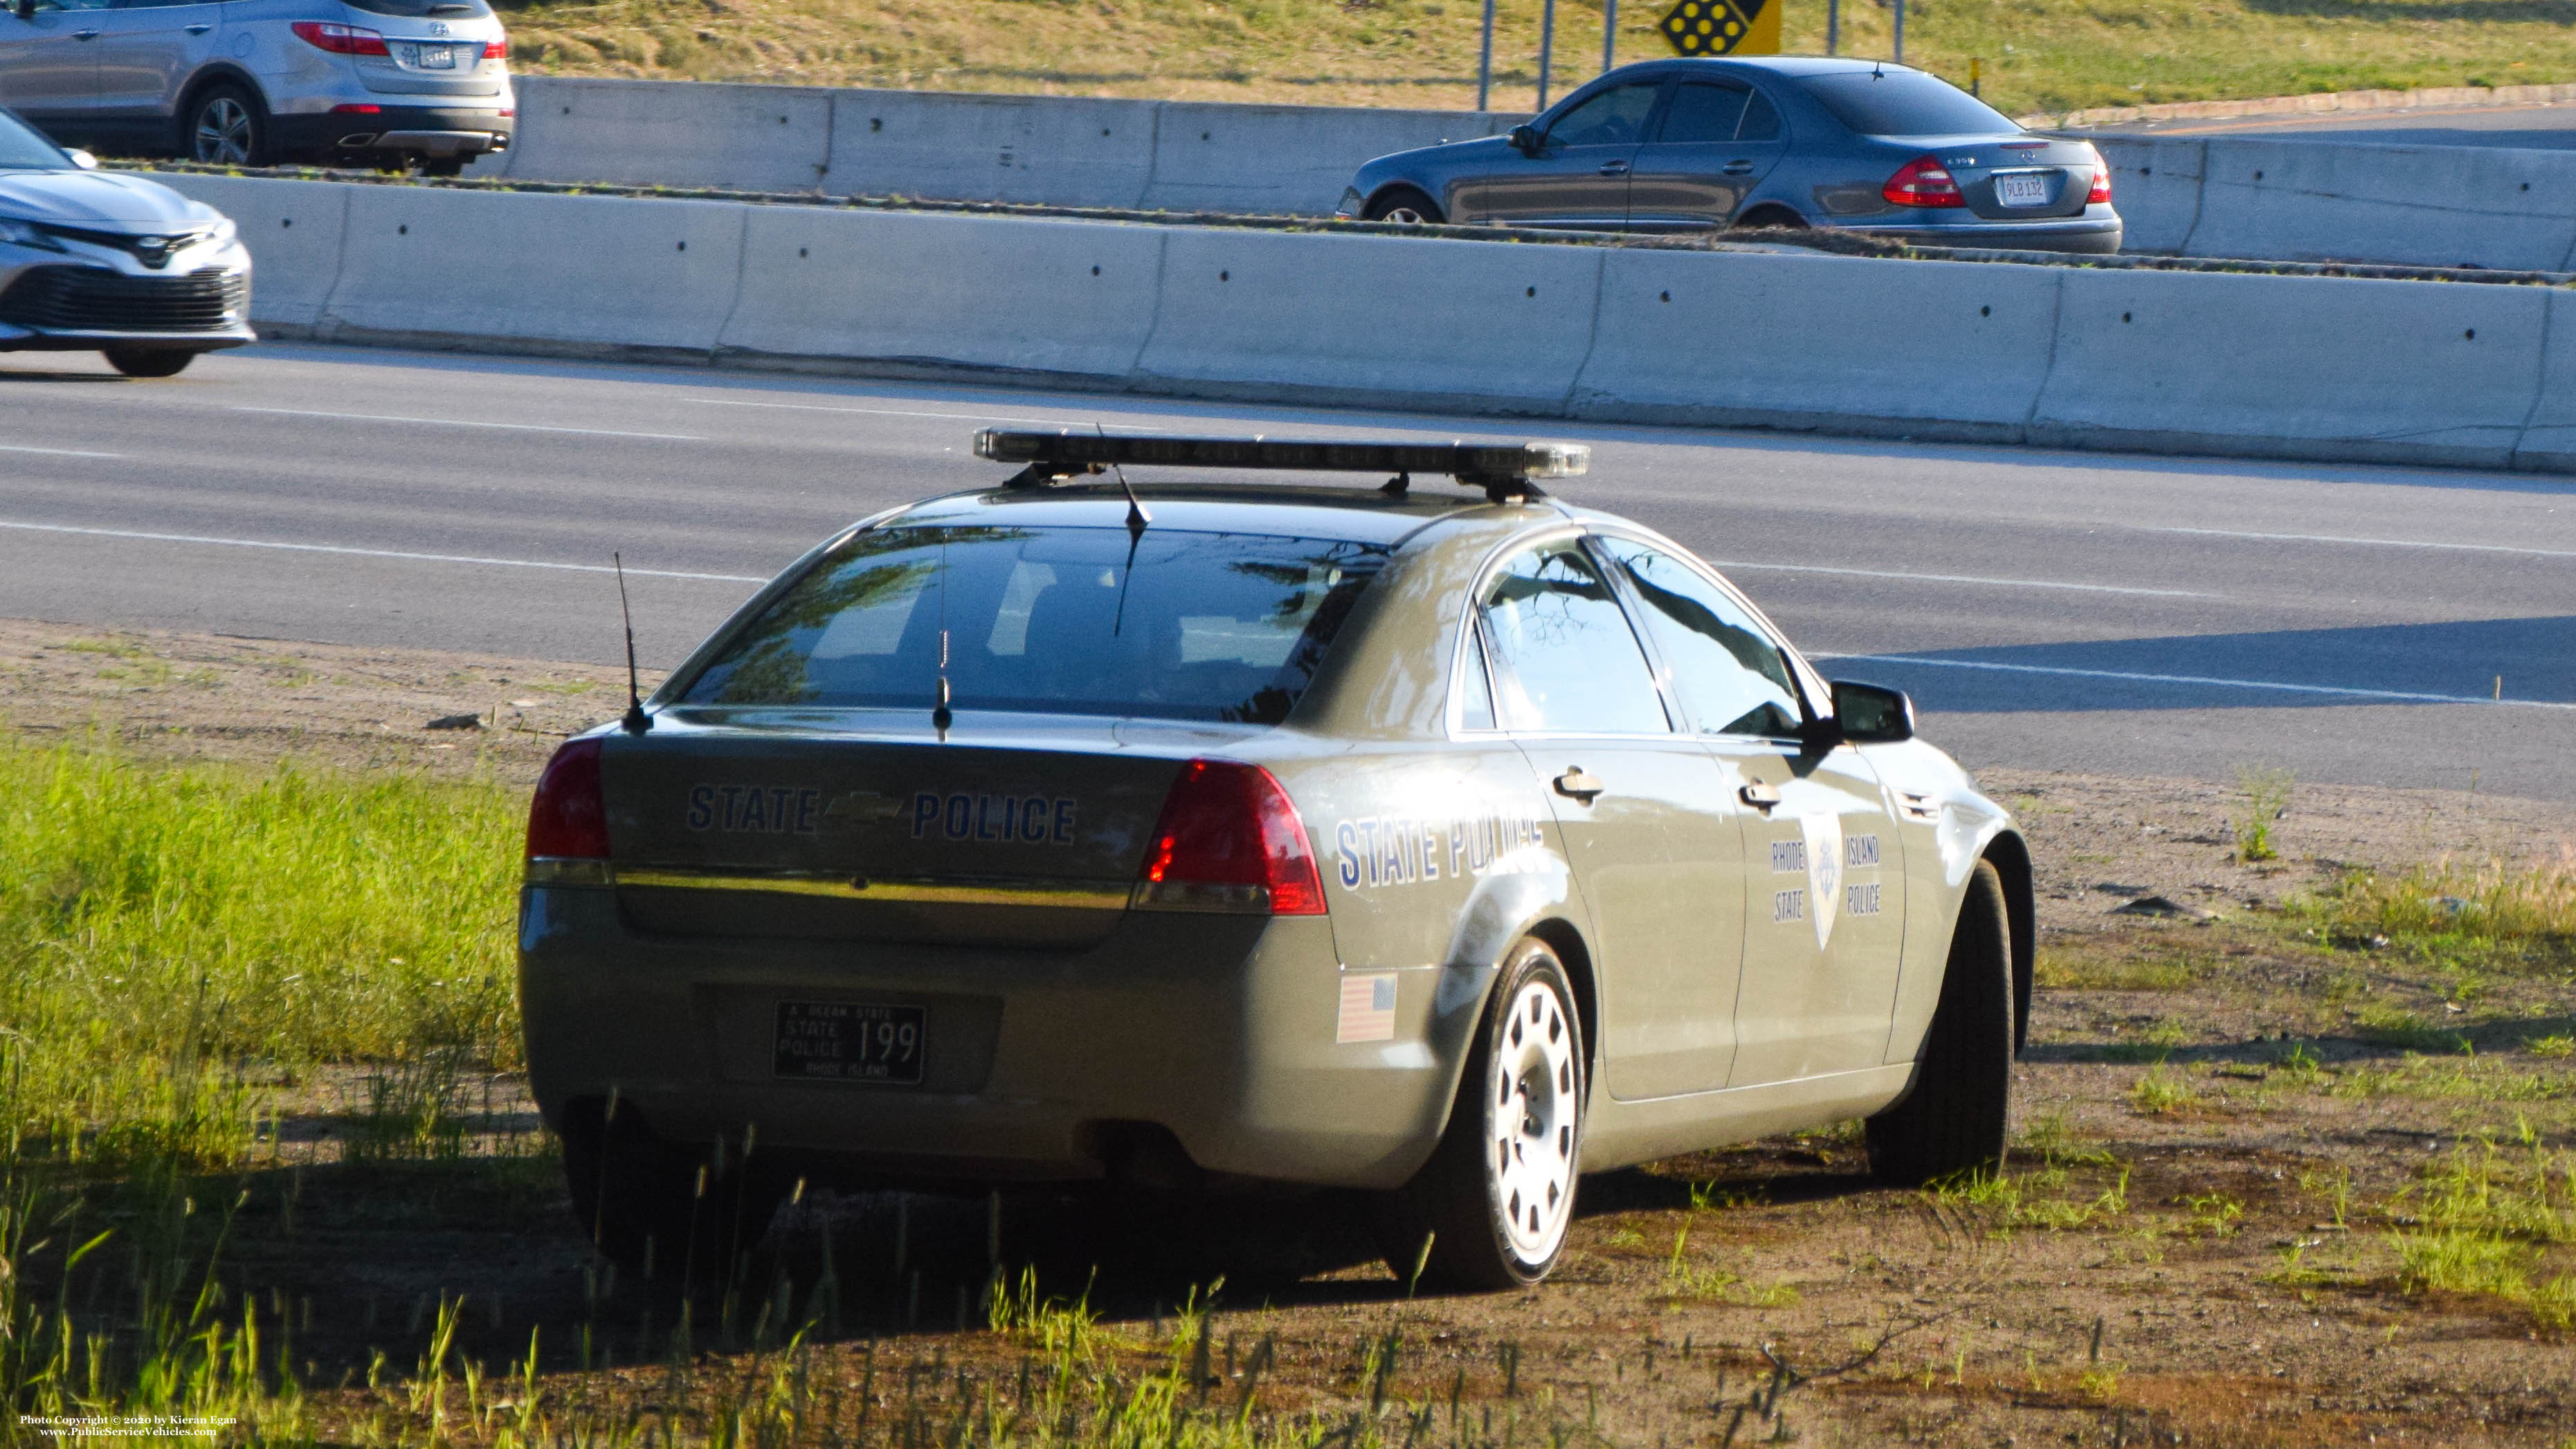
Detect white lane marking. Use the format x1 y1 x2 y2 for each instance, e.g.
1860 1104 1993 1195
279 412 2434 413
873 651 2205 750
2144 525 2576 560
0 519 766 583
229 407 702 441
1821 652 2576 712
1703 559 2215 599
0 444 122 458
688 397 1163 429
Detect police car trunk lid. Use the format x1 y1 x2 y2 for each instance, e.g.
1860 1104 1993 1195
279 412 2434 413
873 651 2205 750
602 721 1190 949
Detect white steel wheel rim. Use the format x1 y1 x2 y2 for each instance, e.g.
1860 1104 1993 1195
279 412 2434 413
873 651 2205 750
197 100 251 164
1383 206 1426 224
1487 977 1577 1266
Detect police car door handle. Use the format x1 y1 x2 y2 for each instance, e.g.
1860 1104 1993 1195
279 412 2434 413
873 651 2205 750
1740 782 1781 811
1597 160 1630 177
1553 767 1606 803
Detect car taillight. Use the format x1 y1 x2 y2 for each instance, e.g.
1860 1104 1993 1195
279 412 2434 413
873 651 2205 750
330 104 382 114
292 20 391 55
2087 165 2112 205
1882 154 1965 208
1133 759 1327 916
527 737 610 864
484 37 509 60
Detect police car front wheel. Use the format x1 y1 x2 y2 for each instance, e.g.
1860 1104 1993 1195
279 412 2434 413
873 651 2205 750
1865 858 2014 1186
1387 937 1585 1290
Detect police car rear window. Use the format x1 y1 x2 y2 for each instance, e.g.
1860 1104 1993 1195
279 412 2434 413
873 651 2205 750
1799 71 2017 136
676 525 1389 725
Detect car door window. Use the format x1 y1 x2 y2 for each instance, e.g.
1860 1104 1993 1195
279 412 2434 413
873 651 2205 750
1600 539 1804 737
1544 83 1660 150
1656 82 1750 145
1479 541 1671 734
1737 88 1784 141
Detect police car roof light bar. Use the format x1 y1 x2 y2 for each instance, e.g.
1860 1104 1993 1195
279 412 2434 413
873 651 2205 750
974 429 1588 503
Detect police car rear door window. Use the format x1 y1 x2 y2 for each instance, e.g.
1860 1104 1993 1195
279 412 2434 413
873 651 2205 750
1478 542 1671 735
1800 71 2015 136
675 525 1386 725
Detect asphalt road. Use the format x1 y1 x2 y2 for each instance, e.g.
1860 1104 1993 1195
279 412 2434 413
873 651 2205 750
2 343 2570 800
2094 101 2576 151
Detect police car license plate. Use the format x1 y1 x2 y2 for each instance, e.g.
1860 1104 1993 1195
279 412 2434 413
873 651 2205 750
773 1001 925 1084
1996 172 2052 208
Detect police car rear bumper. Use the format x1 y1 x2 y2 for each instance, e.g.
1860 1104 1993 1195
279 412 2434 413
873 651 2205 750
518 886 1469 1191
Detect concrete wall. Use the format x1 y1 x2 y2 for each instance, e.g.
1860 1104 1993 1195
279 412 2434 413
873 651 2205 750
465 75 2576 271
148 170 2576 476
475 75 1520 215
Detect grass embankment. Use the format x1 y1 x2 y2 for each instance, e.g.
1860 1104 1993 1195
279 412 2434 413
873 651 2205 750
3 742 2575 1441
492 0 2576 119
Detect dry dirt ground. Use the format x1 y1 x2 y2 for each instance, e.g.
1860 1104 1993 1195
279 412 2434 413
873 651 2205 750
6 617 2575 1447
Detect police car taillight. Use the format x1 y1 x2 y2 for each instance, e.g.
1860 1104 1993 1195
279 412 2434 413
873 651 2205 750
1882 154 1965 208
1132 759 1327 916
526 737 610 882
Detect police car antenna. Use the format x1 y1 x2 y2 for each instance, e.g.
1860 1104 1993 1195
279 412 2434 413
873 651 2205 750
615 553 651 735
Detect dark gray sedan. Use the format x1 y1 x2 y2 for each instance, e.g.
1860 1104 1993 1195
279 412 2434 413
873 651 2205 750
1337 56 2119 254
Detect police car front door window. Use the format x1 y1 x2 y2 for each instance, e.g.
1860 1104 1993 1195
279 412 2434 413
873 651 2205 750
1602 539 1802 738
1478 542 1671 735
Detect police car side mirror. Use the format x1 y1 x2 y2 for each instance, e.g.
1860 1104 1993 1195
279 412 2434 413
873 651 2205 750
1830 680 1915 745
1508 124 1541 154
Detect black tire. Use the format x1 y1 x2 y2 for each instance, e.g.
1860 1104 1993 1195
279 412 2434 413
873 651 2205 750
102 348 195 379
558 1099 790 1289
1363 187 1445 225
1385 937 1586 1291
185 84 266 167
1733 205 1806 231
1866 858 2014 1187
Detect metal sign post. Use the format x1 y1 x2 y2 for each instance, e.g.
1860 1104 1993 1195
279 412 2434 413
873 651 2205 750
1894 0 1905 62
1476 0 1496 111
1826 0 1839 54
1538 0 1559 109
1603 0 1619 74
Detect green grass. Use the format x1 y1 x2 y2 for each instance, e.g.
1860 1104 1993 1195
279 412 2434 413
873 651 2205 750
2318 857 2576 980
493 0 2576 118
0 740 523 1171
2388 1126 2576 1329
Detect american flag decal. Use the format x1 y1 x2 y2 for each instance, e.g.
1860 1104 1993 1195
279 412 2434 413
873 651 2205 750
1337 973 1399 1043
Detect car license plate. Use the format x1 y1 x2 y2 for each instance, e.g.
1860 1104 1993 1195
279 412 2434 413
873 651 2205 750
418 43 457 69
774 1001 925 1084
1997 172 2052 208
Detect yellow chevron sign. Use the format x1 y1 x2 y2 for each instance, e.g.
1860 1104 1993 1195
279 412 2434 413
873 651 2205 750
1658 0 1780 57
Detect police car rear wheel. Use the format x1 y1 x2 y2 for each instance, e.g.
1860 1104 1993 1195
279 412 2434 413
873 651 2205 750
559 1100 790 1288
1390 938 1584 1290
1865 858 2013 1187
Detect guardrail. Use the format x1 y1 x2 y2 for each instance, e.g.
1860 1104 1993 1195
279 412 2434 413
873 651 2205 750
156 170 2576 476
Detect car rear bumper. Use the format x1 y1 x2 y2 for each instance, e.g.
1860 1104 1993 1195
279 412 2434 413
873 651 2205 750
1830 215 2125 255
518 885 1472 1191
271 105 514 159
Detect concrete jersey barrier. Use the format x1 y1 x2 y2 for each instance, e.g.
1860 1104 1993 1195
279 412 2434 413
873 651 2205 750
142 170 2576 476
478 75 1518 215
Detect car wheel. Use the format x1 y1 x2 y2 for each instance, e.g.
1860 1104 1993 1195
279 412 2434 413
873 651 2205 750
559 1099 788 1287
1734 204 1806 231
186 85 265 167
1865 858 2014 1187
1363 187 1445 225
1386 937 1585 1290
102 348 196 379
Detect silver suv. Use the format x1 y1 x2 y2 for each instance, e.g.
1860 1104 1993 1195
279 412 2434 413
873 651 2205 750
0 0 513 174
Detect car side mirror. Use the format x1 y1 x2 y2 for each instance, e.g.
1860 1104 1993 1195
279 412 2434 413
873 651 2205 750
1508 124 1541 154
1831 680 1914 744
64 147 97 170
12 0 33 21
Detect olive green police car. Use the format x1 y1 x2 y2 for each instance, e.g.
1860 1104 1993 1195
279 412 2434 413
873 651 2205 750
519 432 2033 1291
